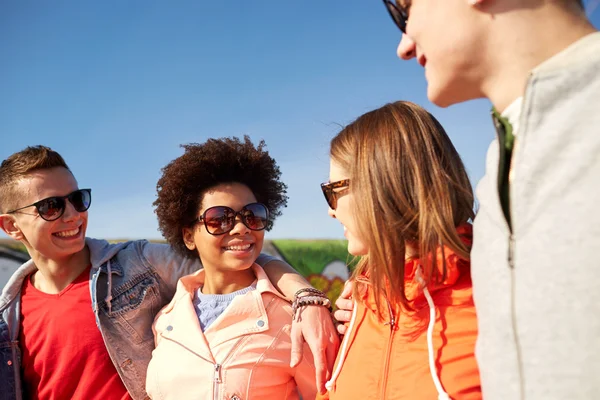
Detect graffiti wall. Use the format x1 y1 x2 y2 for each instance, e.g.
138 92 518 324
269 240 354 308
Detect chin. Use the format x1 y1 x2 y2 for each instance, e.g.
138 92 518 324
428 85 459 108
427 76 483 107
347 242 368 257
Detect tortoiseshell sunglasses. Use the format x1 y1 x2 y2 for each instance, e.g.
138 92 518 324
320 179 350 210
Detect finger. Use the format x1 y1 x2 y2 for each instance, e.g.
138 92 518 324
333 309 352 323
308 343 328 394
290 320 305 368
339 280 353 299
326 330 339 377
336 323 347 336
335 298 353 313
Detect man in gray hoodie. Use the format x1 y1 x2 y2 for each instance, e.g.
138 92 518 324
376 0 599 398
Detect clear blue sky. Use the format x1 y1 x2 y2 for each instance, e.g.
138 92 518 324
2 1 599 241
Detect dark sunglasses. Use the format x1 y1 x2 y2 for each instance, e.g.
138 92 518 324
382 0 408 33
6 189 92 221
196 202 269 236
320 179 350 210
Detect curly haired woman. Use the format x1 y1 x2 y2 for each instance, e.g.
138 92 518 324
146 136 319 400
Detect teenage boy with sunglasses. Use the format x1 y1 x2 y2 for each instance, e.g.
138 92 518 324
372 0 599 399
0 146 338 400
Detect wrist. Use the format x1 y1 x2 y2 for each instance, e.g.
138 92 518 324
291 288 332 321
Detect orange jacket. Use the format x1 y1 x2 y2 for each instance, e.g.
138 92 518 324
321 225 481 400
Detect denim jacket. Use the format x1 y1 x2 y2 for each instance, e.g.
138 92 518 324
0 238 275 400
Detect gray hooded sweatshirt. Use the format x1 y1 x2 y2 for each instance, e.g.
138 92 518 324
472 31 600 399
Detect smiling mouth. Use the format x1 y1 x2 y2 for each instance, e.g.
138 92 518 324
53 227 80 238
224 243 253 251
418 54 427 67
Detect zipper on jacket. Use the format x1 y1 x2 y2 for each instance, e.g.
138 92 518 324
210 323 256 400
508 234 515 269
205 295 278 400
380 298 397 400
213 363 222 400
212 338 244 400
493 82 532 398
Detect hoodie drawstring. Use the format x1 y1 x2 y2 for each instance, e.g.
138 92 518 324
105 259 113 314
325 301 359 392
327 267 451 400
416 266 450 400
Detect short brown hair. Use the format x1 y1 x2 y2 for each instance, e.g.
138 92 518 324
0 146 70 213
154 136 288 258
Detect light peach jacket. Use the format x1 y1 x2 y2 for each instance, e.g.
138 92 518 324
145 263 316 400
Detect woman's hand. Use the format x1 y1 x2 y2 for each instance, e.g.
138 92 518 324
333 280 354 335
290 305 340 395
261 258 342 394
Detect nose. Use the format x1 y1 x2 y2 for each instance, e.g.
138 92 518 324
62 201 83 222
229 217 250 235
328 207 336 219
397 34 416 60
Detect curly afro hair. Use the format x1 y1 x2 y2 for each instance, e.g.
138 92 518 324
154 136 288 258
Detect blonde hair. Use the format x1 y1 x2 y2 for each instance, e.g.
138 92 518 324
330 101 474 314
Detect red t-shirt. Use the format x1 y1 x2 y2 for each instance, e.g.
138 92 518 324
19 266 131 400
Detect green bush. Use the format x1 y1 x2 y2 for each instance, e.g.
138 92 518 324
271 240 356 276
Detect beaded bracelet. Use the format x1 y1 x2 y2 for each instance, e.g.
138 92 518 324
292 295 332 321
293 287 328 303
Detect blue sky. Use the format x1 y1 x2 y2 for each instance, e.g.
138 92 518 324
2 1 599 241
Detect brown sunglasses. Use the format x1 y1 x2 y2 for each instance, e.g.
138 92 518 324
320 179 350 210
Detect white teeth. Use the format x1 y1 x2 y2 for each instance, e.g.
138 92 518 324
224 244 252 251
55 228 79 238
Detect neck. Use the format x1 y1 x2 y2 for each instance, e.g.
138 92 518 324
201 265 256 295
28 246 90 294
480 3 596 112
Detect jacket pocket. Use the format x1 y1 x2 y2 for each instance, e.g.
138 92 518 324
100 271 160 344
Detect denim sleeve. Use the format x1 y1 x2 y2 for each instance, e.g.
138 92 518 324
140 242 201 294
255 253 280 266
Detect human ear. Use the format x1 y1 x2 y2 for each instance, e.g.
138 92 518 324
182 227 196 251
0 214 24 240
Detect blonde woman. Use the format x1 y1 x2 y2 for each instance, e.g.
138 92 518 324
321 101 481 399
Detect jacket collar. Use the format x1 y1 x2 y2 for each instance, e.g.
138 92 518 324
357 223 473 316
0 259 36 310
158 263 287 358
403 223 472 304
531 31 600 76
177 262 286 301
86 237 131 270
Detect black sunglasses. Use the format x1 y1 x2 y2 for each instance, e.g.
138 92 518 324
382 0 408 33
196 202 269 236
320 179 350 210
6 189 92 221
